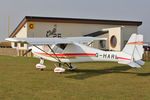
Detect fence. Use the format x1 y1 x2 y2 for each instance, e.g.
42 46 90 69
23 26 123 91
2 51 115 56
19 50 33 57
0 48 18 56
0 48 33 57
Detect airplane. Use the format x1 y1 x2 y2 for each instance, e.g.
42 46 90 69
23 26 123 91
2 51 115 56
5 33 145 73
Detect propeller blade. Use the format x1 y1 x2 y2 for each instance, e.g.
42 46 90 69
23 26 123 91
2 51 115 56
23 49 32 56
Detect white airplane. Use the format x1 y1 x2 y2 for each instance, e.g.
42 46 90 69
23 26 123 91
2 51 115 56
6 33 145 73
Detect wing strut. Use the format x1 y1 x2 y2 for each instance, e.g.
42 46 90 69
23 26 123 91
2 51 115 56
47 45 61 63
33 45 61 63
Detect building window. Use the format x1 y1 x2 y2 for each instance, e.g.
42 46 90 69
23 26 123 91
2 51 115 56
20 43 24 47
110 35 117 48
14 42 17 47
99 40 106 48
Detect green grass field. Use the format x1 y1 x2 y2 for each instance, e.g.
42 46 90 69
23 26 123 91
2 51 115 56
0 55 150 100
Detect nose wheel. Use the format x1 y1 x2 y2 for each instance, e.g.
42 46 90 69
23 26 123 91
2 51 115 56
36 63 46 71
36 58 46 71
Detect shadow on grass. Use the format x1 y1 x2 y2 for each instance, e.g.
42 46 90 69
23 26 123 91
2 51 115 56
64 66 150 80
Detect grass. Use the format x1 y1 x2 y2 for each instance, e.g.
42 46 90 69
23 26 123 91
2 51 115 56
0 55 150 100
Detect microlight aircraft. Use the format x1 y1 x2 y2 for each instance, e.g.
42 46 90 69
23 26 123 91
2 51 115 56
6 33 145 73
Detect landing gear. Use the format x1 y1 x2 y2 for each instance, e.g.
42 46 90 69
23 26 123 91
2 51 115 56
54 63 65 73
36 58 46 71
54 67 65 73
53 63 77 73
64 63 77 71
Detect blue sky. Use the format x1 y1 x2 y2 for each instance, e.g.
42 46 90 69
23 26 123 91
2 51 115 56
0 0 149 42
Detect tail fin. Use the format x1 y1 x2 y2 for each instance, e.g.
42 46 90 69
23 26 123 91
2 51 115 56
118 33 145 68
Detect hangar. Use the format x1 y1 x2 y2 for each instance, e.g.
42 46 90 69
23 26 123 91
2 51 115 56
9 16 142 51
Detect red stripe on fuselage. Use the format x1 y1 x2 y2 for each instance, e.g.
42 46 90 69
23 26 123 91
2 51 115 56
35 52 96 56
117 57 131 60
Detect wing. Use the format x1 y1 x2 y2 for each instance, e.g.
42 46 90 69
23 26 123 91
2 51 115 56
5 37 107 45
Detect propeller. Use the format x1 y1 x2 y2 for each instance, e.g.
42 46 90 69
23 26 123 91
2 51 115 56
23 49 32 56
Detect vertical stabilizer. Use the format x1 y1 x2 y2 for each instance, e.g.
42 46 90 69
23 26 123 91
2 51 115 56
119 33 145 68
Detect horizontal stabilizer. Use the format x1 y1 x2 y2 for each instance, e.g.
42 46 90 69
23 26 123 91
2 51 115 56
128 62 141 68
118 60 131 64
135 60 145 66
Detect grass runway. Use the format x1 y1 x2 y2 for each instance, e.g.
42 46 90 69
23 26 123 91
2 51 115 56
0 55 150 100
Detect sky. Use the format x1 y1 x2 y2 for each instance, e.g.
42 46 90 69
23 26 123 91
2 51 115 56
0 0 150 42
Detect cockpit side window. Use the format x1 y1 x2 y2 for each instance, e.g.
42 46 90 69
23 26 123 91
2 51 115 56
56 44 67 50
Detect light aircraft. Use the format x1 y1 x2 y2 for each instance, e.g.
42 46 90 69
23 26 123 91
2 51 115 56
6 33 145 73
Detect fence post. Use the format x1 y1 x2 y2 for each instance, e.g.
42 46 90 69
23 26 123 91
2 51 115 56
148 51 150 61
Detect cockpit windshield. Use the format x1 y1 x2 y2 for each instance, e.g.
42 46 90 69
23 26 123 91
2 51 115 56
43 44 68 53
52 44 68 53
